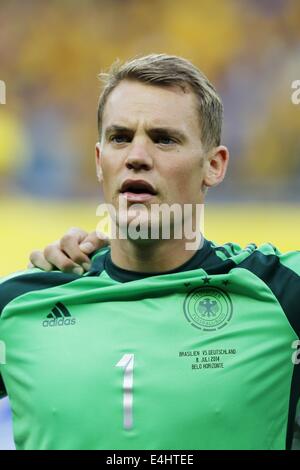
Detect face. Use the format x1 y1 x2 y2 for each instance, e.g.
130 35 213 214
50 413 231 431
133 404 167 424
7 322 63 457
96 80 228 238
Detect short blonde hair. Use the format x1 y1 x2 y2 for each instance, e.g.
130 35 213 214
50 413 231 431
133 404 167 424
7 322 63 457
97 53 223 150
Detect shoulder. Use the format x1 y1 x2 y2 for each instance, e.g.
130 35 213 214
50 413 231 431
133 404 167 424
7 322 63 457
209 240 300 289
0 268 80 317
210 240 300 274
237 243 300 278
210 241 300 333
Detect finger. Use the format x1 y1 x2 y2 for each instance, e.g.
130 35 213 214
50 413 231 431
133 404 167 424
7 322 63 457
79 231 110 255
60 228 92 271
44 243 84 275
29 250 55 272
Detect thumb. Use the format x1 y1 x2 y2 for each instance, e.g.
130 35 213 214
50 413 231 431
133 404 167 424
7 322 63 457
79 231 110 255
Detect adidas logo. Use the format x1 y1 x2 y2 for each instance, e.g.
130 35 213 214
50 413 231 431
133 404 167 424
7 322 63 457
42 302 76 327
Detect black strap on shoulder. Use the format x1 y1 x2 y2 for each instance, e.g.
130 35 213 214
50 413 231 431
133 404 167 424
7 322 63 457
0 272 79 316
238 252 300 336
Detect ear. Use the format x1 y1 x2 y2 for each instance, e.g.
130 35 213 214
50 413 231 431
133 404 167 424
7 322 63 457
95 142 103 183
203 145 229 189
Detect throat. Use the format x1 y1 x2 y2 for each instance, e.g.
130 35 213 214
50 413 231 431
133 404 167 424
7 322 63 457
109 237 203 274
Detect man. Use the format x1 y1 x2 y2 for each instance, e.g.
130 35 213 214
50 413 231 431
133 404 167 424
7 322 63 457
1 54 300 450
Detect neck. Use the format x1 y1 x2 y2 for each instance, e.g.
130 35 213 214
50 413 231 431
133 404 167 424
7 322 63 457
110 234 203 273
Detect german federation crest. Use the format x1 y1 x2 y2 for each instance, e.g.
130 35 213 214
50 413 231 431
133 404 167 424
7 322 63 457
184 287 233 331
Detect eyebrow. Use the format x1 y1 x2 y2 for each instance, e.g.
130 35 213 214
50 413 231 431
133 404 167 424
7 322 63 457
105 125 187 142
105 125 130 136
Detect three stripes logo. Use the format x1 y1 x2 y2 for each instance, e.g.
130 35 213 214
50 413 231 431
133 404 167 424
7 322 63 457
42 302 76 328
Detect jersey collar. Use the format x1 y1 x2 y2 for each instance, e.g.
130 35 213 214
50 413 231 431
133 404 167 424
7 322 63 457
98 239 213 283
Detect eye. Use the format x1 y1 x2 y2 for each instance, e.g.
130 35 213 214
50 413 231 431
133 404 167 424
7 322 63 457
155 135 177 145
110 134 131 144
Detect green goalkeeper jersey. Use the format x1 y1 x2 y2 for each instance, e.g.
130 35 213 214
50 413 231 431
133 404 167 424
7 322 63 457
0 240 299 450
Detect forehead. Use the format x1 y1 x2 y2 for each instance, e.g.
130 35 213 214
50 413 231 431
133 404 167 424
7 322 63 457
102 80 200 132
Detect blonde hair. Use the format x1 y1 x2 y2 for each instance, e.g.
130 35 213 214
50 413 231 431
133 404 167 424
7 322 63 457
97 53 223 150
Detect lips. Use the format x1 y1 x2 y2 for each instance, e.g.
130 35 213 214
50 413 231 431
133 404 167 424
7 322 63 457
120 179 157 203
120 179 157 195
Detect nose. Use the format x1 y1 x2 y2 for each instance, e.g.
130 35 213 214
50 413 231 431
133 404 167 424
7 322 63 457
125 140 153 171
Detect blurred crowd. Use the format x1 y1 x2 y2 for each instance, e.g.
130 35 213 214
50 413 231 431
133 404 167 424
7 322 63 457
0 0 299 201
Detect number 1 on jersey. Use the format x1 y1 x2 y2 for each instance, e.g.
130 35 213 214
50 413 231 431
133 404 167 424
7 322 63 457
116 354 135 430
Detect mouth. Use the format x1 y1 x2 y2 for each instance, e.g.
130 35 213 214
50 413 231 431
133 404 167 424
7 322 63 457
120 179 157 202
